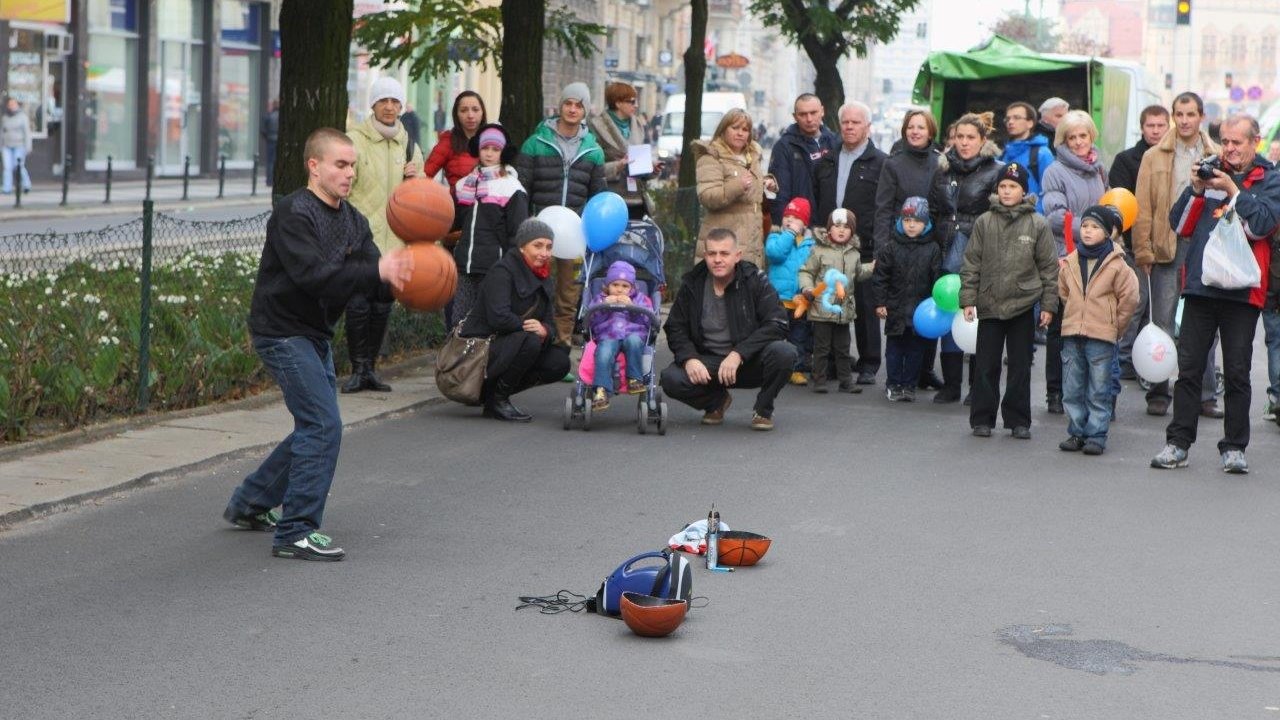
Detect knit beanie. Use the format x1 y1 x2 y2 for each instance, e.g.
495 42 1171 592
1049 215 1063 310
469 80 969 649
478 127 507 150
827 208 853 228
999 163 1029 193
605 260 637 286
1081 204 1119 236
514 218 554 248
783 197 812 226
560 82 591 110
369 76 405 108
900 196 930 220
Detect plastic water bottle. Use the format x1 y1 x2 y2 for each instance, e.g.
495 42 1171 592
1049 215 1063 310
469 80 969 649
706 506 719 569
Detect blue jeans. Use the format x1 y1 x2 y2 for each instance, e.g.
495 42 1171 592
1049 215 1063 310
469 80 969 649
1264 310 1280 403
594 334 645 394
885 333 927 388
227 336 342 544
1062 336 1116 445
2 146 31 193
787 314 813 372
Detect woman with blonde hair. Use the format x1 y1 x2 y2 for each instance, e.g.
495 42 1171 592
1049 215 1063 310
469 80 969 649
1040 109 1109 415
692 108 778 267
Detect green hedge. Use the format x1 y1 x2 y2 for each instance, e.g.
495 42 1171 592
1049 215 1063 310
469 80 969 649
0 252 444 442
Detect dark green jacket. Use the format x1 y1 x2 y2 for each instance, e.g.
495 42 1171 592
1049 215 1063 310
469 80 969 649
959 195 1059 320
514 118 606 213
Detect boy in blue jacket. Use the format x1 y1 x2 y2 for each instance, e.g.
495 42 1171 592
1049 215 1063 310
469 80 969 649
764 197 815 385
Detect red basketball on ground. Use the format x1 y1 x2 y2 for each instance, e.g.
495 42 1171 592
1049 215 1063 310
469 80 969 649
716 531 772 567
620 592 687 638
386 177 455 244
393 243 457 311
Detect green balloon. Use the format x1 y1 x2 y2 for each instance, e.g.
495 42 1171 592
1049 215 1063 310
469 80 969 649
932 273 962 312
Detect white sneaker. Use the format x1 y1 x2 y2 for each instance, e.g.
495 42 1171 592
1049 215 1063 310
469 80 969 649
272 532 346 561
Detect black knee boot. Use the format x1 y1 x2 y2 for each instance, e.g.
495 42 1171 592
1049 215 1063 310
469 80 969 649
341 301 368 394
483 379 532 422
918 343 942 389
933 352 964 403
361 302 393 392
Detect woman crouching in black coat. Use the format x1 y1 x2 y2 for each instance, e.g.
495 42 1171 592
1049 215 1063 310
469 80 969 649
462 218 570 421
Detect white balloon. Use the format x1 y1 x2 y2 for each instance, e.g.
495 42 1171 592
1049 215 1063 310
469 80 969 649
950 312 978 354
1133 324 1179 383
538 206 586 260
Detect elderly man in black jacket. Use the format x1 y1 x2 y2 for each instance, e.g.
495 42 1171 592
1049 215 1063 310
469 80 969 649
814 100 888 384
1109 104 1169 378
660 228 797 431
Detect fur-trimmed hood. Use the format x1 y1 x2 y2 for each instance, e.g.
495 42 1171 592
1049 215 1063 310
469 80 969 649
936 139 1002 174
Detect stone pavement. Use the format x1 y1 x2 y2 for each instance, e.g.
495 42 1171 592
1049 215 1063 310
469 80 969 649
0 358 445 531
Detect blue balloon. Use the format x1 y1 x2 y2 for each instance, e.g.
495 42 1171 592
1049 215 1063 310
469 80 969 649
583 192 629 252
912 298 955 339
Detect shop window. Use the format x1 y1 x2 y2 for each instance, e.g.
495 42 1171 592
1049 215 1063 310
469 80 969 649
86 0 140 167
6 29 50 137
219 1 264 166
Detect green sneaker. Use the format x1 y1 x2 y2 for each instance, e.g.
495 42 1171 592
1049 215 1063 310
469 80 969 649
272 532 346 561
223 507 281 532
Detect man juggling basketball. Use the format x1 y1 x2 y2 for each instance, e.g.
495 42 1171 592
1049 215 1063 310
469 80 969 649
222 128 413 561
342 77 426 393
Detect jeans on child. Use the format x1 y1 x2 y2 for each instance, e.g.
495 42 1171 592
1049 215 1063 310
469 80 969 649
1062 336 1116 446
1264 310 1280 405
594 334 645 394
885 333 928 388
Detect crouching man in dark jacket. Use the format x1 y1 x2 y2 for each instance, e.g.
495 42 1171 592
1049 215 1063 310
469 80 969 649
660 227 797 431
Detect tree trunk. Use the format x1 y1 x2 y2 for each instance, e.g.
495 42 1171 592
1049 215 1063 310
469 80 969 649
274 0 354 199
678 0 708 191
500 0 546 145
810 44 845 133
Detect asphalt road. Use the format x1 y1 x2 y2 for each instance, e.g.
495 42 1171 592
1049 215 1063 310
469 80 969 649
3 348 1279 719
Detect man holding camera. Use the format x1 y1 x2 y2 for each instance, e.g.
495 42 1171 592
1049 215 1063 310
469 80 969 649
1150 114 1279 473
1133 92 1222 417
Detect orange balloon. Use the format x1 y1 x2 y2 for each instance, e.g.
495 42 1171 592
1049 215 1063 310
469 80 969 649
1098 187 1138 232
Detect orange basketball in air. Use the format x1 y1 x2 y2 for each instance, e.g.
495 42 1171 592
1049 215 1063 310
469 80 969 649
386 178 455 244
393 243 457 312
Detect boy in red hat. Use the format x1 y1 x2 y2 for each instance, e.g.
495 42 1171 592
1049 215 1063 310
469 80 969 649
764 197 816 385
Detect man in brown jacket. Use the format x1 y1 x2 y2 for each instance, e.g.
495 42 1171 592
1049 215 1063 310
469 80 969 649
1132 92 1222 417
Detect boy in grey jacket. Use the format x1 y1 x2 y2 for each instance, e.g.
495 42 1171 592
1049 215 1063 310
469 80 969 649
959 163 1059 438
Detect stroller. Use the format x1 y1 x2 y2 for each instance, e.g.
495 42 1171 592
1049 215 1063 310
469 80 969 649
563 219 669 435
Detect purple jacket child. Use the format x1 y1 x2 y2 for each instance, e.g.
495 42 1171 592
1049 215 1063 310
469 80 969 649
589 260 654 341
588 260 655 405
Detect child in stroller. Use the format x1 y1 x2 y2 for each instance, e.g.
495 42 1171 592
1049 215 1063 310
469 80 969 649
565 218 669 433
589 261 656 410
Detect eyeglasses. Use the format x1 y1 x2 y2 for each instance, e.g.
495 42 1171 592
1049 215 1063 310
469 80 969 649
618 98 637 105
1005 115 1029 122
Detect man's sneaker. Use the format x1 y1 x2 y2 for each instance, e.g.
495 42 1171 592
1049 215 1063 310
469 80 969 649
1059 436 1085 452
789 371 808 386
838 381 863 394
701 392 732 425
223 507 280 531
1011 426 1032 440
972 425 992 437
750 413 774 431
902 387 917 402
811 380 829 394
272 532 346 561
886 385 904 401
592 386 610 411
1150 444 1189 469
1082 441 1105 456
1263 398 1277 422
856 370 877 385
1046 394 1064 415
1221 449 1249 474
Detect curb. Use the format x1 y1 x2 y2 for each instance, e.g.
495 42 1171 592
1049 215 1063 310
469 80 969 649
0 353 445 532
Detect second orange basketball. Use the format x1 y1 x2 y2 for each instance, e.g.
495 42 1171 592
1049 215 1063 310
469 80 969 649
393 243 457 312
386 177 455 244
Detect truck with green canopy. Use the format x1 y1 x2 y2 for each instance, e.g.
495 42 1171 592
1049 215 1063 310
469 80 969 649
912 35 1160 165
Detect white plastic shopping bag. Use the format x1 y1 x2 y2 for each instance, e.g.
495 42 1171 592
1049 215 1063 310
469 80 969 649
1201 194 1261 290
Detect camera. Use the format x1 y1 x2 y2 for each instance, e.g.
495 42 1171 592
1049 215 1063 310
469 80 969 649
1196 155 1222 181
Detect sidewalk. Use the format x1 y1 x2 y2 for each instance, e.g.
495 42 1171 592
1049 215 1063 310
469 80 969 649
0 358 446 531
0 175 271 221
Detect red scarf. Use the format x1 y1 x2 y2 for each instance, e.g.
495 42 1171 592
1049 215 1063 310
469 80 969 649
524 255 550 279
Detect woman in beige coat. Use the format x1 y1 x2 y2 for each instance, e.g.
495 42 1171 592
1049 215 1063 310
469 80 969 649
587 82 651 220
692 108 777 267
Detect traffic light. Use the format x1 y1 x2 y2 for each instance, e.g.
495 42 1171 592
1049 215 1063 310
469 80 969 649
1176 0 1191 26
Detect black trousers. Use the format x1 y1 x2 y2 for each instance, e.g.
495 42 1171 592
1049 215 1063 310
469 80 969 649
811 321 853 385
971 309 1036 430
660 340 798 418
1166 296 1259 452
485 331 571 392
1044 310 1063 398
852 282 882 374
345 292 394 360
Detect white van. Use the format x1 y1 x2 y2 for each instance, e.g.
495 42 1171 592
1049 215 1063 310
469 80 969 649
656 92 749 163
